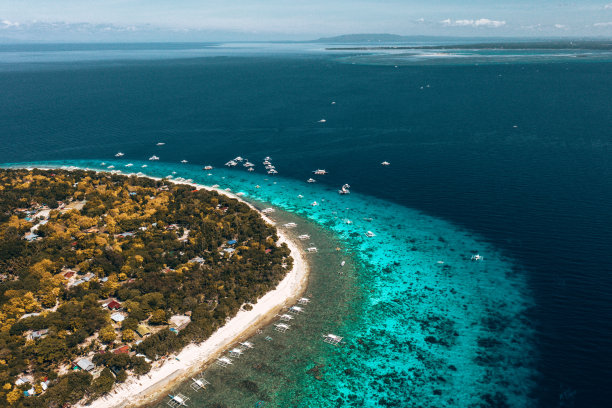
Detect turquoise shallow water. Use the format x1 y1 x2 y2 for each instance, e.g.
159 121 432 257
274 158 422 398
5 160 535 407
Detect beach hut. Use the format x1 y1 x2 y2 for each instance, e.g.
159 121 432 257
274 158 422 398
136 325 151 338
323 334 344 345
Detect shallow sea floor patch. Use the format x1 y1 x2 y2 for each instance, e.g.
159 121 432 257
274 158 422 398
6 160 536 407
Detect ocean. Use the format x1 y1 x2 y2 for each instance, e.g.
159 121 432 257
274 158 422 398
1 42 612 407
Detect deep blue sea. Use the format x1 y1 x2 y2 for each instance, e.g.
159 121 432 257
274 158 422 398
1 42 612 407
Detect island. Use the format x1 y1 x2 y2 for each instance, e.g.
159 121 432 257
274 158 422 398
0 168 299 407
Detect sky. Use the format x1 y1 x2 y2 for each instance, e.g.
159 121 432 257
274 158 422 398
2 0 612 42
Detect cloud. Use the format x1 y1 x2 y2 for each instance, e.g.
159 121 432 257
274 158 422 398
554 24 566 29
605 4 612 9
1 19 20 28
594 21 612 26
441 18 506 28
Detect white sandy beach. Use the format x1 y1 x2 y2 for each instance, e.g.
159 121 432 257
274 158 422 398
27 168 311 408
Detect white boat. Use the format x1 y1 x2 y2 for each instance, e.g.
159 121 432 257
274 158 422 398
264 156 271 161
283 222 297 228
311 201 318 206
125 163 133 167
307 178 316 183
239 341 254 349
297 194 304 198
323 333 343 345
318 119 326 123
225 160 237 167
181 160 188 164
275 323 290 332
471 254 484 261
331 101 336 105
313 169 327 175
341 261 346 267
101 162 106 166
142 165 148 168
263 160 271 165
243 162 254 167
190 377 210 391
248 168 254 172
107 165 115 169
216 356 233 367
204 165 213 170
338 184 350 194
365 231 376 237
267 169 278 174
115 152 124 157
149 155 159 161
381 161 390 166
298 234 310 240
289 306 303 313
168 393 189 407
307 247 318 253
156 142 165 146
235 156 244 162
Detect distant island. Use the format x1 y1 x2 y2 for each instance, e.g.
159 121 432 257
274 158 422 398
316 34 612 50
0 168 292 407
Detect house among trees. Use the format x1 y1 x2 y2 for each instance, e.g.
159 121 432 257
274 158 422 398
110 312 125 323
136 325 151 338
106 300 122 310
24 232 40 241
113 345 130 355
169 315 191 332
76 358 95 372
29 329 49 340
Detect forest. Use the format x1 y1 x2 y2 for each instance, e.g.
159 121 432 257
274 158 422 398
0 168 292 407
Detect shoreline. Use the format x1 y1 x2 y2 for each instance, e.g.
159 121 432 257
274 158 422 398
14 165 310 408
